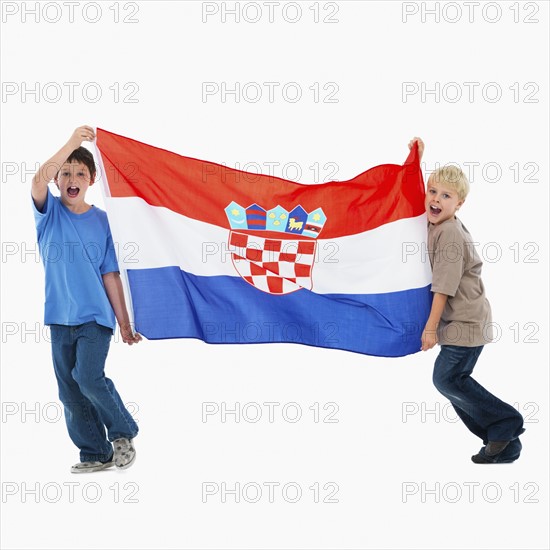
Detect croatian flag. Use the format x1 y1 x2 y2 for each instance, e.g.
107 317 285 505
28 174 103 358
95 128 432 357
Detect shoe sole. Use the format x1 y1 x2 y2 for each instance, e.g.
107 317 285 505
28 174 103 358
71 462 115 474
471 454 518 464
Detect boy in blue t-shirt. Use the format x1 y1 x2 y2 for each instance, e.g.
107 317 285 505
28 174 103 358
32 125 142 473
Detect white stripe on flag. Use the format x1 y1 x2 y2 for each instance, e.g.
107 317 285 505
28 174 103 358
104 197 432 294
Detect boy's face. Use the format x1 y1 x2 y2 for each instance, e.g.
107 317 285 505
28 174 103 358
425 179 464 225
54 160 94 207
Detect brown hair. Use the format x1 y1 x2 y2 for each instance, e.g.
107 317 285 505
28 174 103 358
57 147 96 181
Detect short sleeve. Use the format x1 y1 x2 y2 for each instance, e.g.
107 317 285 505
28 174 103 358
100 226 120 275
430 225 464 297
31 188 54 236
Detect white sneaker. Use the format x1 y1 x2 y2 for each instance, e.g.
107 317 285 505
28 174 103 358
71 460 114 474
113 438 136 470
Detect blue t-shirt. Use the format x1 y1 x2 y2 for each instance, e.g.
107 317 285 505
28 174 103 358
32 188 120 329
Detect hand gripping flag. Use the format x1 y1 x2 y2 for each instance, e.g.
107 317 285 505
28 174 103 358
95 128 432 357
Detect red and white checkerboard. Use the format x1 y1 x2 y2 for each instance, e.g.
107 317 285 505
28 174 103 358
229 231 317 294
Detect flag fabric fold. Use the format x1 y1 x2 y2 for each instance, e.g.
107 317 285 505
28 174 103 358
95 128 432 357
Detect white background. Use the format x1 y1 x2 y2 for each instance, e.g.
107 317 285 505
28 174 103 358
1 1 548 549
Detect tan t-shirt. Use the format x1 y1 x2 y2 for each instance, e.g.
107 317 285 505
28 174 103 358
427 216 493 346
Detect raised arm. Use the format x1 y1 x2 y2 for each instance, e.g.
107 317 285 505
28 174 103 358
31 125 96 211
408 136 425 163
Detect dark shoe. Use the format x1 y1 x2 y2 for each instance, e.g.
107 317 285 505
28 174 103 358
485 440 510 456
472 439 522 464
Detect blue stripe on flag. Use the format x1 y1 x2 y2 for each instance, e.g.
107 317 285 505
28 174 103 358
127 266 432 357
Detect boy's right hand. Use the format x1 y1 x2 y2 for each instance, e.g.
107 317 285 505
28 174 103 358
68 125 96 149
121 326 143 345
408 137 424 162
421 328 438 351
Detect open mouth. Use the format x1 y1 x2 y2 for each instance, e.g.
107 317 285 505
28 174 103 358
67 186 80 198
430 205 442 216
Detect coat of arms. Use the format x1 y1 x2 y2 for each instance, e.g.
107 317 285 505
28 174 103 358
225 202 327 295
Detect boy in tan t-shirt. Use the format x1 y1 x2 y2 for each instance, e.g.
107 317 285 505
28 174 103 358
408 137 524 463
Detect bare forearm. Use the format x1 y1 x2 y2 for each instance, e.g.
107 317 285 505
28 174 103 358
426 292 448 331
102 272 131 328
33 141 79 189
103 272 142 345
32 126 96 210
421 292 448 351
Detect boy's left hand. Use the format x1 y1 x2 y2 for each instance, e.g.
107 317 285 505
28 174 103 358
120 324 143 345
421 328 437 351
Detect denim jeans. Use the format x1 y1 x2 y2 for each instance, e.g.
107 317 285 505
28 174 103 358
50 322 139 462
433 345 524 459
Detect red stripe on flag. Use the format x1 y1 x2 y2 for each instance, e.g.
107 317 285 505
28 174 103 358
97 128 425 239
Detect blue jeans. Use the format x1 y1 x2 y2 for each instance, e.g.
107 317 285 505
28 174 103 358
50 322 139 462
433 345 524 459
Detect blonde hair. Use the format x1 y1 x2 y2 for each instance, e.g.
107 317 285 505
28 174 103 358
428 165 470 201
